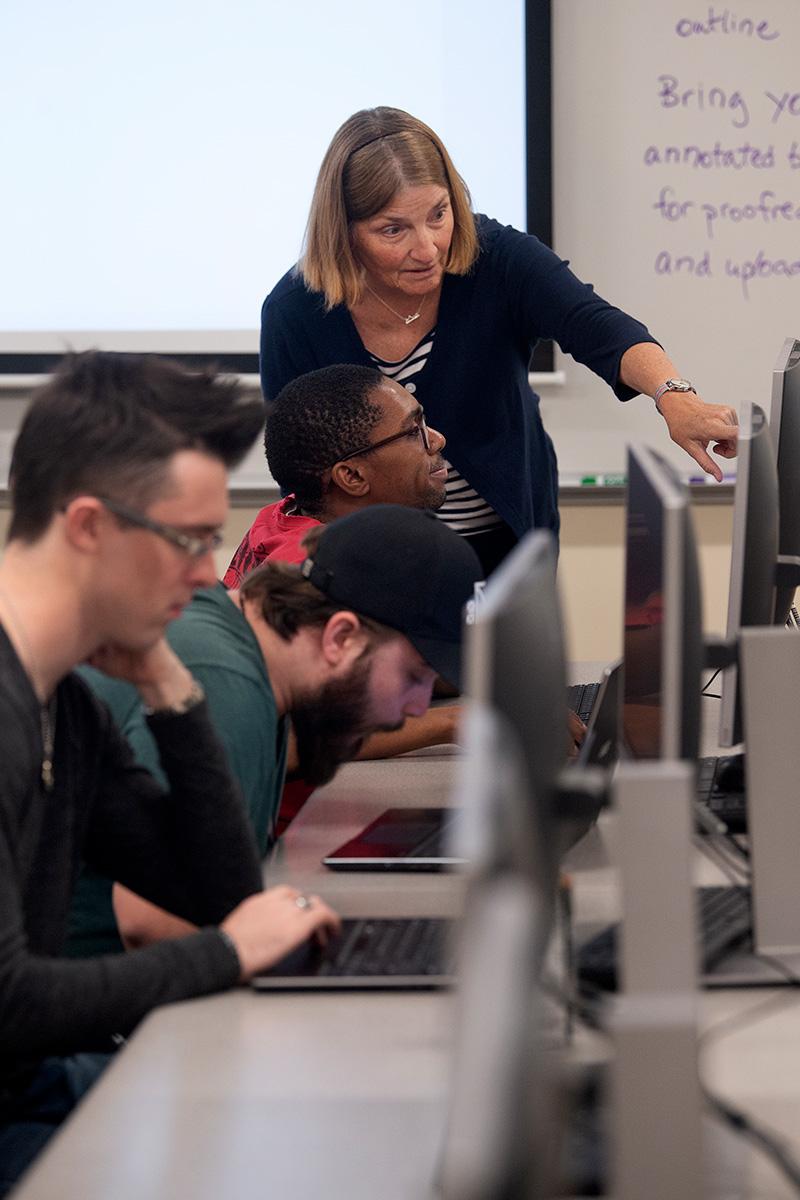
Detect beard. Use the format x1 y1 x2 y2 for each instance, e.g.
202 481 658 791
419 480 446 511
291 651 402 787
415 454 447 512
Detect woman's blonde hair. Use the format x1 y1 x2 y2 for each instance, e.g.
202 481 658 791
299 107 479 310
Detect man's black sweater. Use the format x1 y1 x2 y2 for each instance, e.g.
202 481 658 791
0 623 263 1099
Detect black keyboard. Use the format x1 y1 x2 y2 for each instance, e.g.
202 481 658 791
267 917 454 979
567 681 601 724
695 755 748 833
576 885 752 991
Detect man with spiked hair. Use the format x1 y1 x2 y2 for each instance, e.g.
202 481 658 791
0 351 341 1192
0 351 481 1191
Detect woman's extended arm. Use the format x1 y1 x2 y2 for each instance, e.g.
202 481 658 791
619 342 739 481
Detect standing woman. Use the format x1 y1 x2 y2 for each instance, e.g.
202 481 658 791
261 107 737 575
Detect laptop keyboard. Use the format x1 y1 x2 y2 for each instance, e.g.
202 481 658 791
267 917 455 979
567 681 601 724
576 885 752 991
695 755 748 833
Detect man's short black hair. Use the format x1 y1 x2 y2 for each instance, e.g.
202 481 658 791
265 364 386 516
8 351 265 543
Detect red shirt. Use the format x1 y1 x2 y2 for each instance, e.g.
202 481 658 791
223 496 321 588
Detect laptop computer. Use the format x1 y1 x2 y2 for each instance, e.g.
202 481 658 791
576 881 800 990
252 698 540 992
694 752 747 833
320 663 621 873
574 659 621 770
251 914 457 990
321 806 464 871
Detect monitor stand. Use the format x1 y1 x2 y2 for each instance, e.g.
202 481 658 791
740 625 800 957
610 761 706 1199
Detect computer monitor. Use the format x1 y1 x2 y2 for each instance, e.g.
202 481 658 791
719 402 780 747
440 542 593 1199
769 336 800 628
436 706 557 1200
463 529 571 887
622 443 704 762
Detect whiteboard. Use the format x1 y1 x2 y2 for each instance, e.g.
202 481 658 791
547 0 800 482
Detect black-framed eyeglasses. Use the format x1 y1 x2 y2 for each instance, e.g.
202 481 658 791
97 497 223 559
336 409 431 464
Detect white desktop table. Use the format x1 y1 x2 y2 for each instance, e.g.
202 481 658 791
13 674 800 1199
264 744 468 918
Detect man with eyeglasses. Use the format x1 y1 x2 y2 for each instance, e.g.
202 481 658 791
0 351 346 1193
223 363 449 588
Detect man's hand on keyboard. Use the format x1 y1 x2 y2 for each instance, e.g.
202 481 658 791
221 886 341 983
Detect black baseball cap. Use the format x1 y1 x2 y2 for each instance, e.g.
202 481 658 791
301 505 483 689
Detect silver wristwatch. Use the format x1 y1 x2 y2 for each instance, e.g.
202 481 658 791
653 378 696 414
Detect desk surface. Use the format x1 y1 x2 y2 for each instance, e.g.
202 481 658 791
14 671 800 1200
264 746 467 918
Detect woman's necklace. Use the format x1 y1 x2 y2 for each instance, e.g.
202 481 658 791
364 282 426 326
0 584 56 792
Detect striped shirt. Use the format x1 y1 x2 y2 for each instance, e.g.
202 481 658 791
369 330 502 537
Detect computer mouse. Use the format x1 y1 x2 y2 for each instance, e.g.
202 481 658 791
715 753 745 793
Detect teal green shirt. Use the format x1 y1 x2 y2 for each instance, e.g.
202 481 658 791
67 584 289 956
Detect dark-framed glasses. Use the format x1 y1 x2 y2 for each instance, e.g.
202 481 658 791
336 408 431 464
97 496 223 559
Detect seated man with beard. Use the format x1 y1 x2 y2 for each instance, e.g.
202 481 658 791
70 505 481 953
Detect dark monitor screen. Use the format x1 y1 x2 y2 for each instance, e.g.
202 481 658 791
622 443 703 762
719 402 780 747
769 336 800 627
